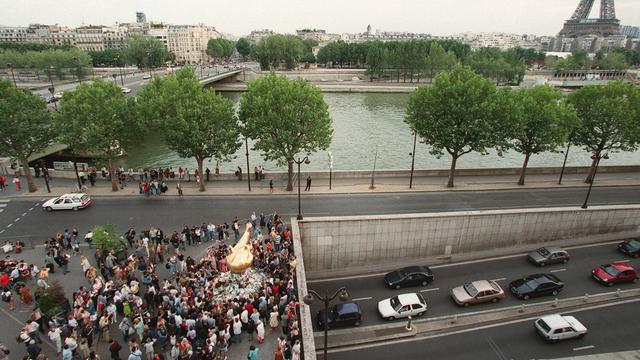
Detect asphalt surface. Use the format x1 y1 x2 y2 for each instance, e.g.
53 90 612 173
1 186 639 241
323 298 640 360
307 242 640 329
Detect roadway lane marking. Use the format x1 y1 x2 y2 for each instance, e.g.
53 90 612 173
307 241 624 284
550 269 567 273
491 278 507 282
573 345 595 351
28 207 34 211
21 212 26 216
0 199 9 203
420 288 440 293
351 297 373 301
0 209 3 213
14 218 20 222
325 298 640 353
0 204 6 208
0 230 4 234
6 224 12 228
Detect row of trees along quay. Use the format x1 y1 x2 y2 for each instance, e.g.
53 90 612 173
1 64 639 193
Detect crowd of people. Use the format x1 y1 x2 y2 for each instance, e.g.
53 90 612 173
6 211 302 360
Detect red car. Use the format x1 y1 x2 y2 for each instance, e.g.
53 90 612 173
592 262 639 286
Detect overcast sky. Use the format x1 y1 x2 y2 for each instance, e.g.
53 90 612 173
1 0 639 36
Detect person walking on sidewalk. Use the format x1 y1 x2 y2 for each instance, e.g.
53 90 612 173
269 180 274 193
305 176 311 191
176 183 183 197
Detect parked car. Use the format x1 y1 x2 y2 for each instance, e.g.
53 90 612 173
42 193 92 211
591 262 639 286
534 314 587 342
450 280 505 307
378 293 427 321
617 239 640 257
384 266 434 289
316 302 363 329
527 247 570 266
142 74 151 80
509 273 564 300
120 87 132 94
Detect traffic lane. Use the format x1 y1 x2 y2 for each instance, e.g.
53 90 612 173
323 299 640 360
0 199 43 240
5 185 640 239
308 243 640 328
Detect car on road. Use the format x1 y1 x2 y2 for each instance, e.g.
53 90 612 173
142 74 151 80
591 262 639 286
450 280 505 307
378 293 427 320
617 239 640 257
534 314 587 342
527 247 570 266
45 96 59 103
384 266 434 289
317 302 363 329
120 87 132 94
42 193 92 211
509 273 564 300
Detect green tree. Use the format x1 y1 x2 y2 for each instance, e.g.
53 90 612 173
91 224 126 253
54 79 142 191
88 48 123 67
568 81 640 183
137 68 241 192
509 85 578 185
123 35 170 69
405 65 513 187
250 35 305 70
425 43 457 83
239 73 333 191
235 37 251 60
206 38 235 63
0 78 52 192
595 52 629 70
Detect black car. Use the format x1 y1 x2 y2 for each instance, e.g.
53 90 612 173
384 266 434 289
317 302 362 329
509 274 564 300
618 239 640 257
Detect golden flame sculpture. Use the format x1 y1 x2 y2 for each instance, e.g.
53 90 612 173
227 223 254 272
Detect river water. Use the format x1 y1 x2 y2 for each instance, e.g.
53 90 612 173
124 92 640 172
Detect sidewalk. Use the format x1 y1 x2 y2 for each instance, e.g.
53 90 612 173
2 171 639 198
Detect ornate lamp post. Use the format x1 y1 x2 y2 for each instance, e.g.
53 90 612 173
328 151 334 190
6 63 17 87
303 287 349 360
294 156 311 220
245 137 251 192
581 152 608 209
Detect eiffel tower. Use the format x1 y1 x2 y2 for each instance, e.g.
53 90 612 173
559 0 621 37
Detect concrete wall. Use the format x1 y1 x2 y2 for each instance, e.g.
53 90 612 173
298 206 640 276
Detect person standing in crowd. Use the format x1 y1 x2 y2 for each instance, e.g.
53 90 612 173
305 176 312 191
176 182 183 197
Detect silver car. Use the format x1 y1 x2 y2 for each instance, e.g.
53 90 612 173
527 247 569 267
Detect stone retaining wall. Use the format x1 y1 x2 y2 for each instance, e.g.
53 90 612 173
298 206 640 274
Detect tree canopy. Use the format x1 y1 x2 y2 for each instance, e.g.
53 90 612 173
235 38 251 60
137 68 241 191
508 85 578 185
250 35 305 70
206 38 235 63
568 81 640 182
405 65 514 187
54 78 142 191
0 78 52 192
1 47 92 81
122 35 172 69
239 73 333 190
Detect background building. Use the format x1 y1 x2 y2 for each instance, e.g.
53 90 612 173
167 24 221 64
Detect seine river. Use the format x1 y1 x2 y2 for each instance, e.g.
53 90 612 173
124 92 640 172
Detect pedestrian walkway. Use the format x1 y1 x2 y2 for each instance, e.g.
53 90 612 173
3 170 639 198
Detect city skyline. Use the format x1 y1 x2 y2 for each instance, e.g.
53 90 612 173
1 0 639 37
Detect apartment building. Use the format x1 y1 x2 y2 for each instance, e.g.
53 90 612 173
0 26 28 43
167 24 221 64
75 25 104 51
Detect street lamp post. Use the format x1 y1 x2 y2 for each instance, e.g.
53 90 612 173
146 50 152 77
293 156 311 220
558 142 571 185
43 173 51 193
69 160 82 191
328 152 334 190
6 63 17 87
303 287 349 360
245 137 251 192
116 56 125 86
581 153 608 209
409 131 417 189
73 56 82 84
369 145 378 190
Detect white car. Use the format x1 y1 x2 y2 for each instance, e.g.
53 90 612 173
42 193 92 211
534 314 587 342
142 74 151 80
121 87 132 94
378 293 427 320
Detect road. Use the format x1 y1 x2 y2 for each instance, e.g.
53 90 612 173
307 241 640 329
323 298 640 360
0 186 638 240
